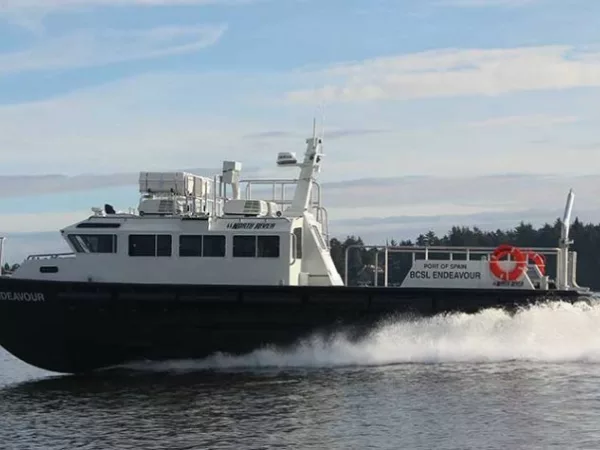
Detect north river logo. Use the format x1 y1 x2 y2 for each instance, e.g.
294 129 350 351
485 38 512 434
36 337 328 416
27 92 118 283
226 223 276 229
0 291 45 302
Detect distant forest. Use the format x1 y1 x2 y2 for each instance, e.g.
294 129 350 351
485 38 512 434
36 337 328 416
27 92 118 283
2 218 600 289
329 218 600 290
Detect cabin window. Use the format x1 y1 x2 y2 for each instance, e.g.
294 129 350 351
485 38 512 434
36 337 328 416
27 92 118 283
179 235 203 257
257 236 279 258
129 234 172 257
68 234 117 253
203 235 226 257
129 235 155 256
233 235 256 258
76 222 121 229
232 235 280 258
293 227 302 259
157 235 172 256
68 235 85 253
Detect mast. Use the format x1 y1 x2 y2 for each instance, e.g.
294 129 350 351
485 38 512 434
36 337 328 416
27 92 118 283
284 120 323 216
558 189 575 289
0 237 4 275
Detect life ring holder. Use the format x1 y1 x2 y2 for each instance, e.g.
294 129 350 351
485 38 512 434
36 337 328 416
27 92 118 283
489 244 528 281
527 251 546 275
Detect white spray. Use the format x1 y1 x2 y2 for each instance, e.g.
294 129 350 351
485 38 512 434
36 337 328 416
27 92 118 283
125 300 600 372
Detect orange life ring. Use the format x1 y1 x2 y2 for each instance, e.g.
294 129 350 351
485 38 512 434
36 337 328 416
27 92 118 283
489 245 527 281
527 252 546 275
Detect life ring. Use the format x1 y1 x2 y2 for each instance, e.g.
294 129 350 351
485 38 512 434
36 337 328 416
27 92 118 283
527 252 546 275
489 244 527 281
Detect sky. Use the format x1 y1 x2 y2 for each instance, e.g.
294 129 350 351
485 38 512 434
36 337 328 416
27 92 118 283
1 0 600 261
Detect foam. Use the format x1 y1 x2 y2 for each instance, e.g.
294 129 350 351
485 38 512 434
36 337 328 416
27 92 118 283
122 300 600 372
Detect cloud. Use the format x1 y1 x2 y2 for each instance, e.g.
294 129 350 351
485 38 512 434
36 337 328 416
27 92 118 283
3 172 598 218
0 232 69 265
286 45 600 104
1 46 599 180
0 174 135 198
243 131 296 139
0 0 254 7
321 174 598 217
330 208 600 245
326 128 391 139
466 114 579 128
0 24 227 75
0 0 257 16
243 128 390 140
0 165 266 199
435 0 538 7
0 211 91 234
0 72 276 174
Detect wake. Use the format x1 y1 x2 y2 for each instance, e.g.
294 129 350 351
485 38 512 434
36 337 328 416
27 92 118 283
123 300 600 372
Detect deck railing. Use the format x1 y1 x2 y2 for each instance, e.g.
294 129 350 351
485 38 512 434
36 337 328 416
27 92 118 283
26 252 75 261
344 244 567 288
241 178 329 247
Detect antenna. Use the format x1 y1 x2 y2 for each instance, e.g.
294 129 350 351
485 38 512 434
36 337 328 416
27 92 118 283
320 101 326 141
561 188 575 244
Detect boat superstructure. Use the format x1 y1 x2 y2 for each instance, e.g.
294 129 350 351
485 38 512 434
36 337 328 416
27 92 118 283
13 131 342 287
0 124 593 374
6 129 587 294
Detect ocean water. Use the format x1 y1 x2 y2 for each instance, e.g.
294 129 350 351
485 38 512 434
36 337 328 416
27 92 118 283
2 301 600 449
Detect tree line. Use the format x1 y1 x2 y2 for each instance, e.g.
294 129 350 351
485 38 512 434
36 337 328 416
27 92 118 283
329 217 600 289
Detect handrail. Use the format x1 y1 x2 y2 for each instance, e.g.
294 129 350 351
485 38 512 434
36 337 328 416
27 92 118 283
315 206 330 248
345 245 562 253
240 179 322 210
290 232 297 266
241 178 329 248
26 252 75 260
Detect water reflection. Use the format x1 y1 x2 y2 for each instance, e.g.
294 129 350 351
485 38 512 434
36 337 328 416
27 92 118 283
0 367 361 450
3 362 600 449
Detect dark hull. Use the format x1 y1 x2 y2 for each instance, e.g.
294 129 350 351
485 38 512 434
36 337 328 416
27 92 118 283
0 277 589 374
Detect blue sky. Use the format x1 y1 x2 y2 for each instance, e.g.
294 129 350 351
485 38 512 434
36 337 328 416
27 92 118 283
2 0 600 260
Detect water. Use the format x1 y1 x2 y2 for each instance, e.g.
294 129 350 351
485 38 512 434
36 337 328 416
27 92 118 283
2 301 600 449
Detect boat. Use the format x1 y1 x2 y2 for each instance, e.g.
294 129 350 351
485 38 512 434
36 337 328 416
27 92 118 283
0 124 593 374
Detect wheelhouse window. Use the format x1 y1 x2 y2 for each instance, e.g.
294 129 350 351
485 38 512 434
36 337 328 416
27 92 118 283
179 235 202 257
203 235 226 257
129 234 172 257
233 235 280 258
157 235 172 256
233 235 255 258
179 235 225 257
68 234 117 253
257 236 279 258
